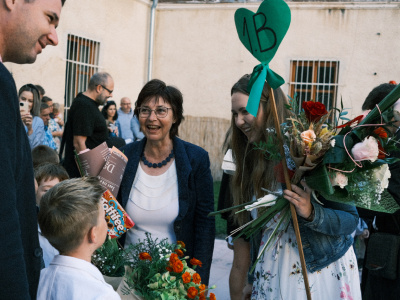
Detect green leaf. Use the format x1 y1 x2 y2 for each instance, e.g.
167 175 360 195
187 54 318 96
323 135 354 165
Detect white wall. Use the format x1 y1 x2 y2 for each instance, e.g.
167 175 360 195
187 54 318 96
153 2 400 119
5 0 151 106
4 1 400 120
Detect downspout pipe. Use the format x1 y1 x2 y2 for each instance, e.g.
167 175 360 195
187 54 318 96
147 0 158 82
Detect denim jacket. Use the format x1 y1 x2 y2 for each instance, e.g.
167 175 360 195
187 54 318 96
297 198 359 273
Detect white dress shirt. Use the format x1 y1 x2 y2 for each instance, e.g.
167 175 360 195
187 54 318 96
37 255 120 300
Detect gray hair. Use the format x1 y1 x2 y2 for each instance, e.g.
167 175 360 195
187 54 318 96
38 177 104 254
88 72 112 91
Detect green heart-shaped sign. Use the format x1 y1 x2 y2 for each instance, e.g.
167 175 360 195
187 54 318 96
234 0 291 117
235 0 291 64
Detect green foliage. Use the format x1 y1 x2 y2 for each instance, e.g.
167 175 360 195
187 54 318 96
254 137 282 162
92 238 128 277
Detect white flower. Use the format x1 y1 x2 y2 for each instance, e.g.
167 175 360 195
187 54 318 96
330 172 348 189
351 136 379 162
372 164 391 193
330 139 336 147
245 194 278 211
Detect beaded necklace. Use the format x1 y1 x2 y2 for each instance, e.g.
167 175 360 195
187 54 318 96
141 149 174 168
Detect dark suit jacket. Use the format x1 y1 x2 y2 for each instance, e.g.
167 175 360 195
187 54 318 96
118 137 215 285
0 63 41 299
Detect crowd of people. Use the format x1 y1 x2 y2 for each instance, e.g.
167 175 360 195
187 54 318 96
2 1 400 300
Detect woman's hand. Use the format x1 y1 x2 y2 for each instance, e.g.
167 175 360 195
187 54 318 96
283 180 313 220
21 113 33 135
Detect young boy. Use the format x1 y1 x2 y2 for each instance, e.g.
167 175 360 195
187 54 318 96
35 163 69 267
37 177 120 299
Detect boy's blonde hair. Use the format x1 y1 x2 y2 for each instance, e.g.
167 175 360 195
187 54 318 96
38 177 104 254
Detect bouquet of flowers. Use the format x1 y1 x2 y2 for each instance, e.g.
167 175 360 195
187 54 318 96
217 85 400 268
121 233 216 300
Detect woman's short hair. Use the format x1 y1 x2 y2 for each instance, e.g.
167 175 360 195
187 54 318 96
38 177 104 254
135 79 184 139
101 100 118 121
19 83 41 116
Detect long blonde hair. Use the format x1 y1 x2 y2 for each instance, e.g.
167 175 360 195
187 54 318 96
231 74 289 226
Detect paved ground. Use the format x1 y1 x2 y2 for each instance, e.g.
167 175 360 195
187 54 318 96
209 239 233 300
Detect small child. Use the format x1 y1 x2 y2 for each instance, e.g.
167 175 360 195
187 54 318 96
35 163 69 267
37 177 120 300
32 145 59 169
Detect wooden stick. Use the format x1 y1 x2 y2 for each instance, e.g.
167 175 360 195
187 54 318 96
267 84 312 300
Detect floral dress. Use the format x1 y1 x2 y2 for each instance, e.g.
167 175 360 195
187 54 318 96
251 213 361 300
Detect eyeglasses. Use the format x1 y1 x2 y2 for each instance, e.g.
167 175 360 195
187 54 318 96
100 85 113 94
138 106 172 118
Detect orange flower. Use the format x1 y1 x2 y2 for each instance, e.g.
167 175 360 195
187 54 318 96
192 272 201 284
182 272 191 283
175 249 184 257
199 284 206 294
199 294 206 300
374 127 388 139
190 258 202 268
187 286 198 299
300 129 316 147
377 140 386 159
177 240 186 248
209 292 216 300
139 252 152 261
166 265 173 272
172 260 184 273
169 253 179 263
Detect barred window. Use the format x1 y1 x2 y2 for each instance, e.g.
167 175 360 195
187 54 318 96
64 34 100 109
288 60 340 112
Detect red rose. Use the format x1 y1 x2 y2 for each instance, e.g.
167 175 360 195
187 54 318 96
302 101 328 122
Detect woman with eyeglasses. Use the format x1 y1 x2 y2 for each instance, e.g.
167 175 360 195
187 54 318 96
19 84 45 149
117 79 215 286
101 100 121 138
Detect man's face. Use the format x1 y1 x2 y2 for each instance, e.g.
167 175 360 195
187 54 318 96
4 0 62 64
96 78 114 106
47 100 54 113
40 107 51 125
120 98 131 113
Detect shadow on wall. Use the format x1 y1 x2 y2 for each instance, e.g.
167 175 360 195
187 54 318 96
179 116 231 181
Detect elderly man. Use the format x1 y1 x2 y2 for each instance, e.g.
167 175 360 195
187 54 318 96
61 72 114 178
118 96 144 144
0 0 65 299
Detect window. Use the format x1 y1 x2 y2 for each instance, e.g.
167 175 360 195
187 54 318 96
64 34 100 109
288 60 340 112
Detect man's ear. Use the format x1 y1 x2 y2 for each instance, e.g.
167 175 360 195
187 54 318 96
4 0 17 11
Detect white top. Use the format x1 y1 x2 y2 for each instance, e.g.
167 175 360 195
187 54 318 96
37 255 120 300
38 224 59 268
125 161 179 246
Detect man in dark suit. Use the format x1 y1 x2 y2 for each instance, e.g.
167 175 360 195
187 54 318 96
0 1 65 299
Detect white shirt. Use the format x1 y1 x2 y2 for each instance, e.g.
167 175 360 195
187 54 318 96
37 255 120 300
125 161 179 246
38 224 59 268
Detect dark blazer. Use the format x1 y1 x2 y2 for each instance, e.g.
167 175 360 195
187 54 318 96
118 137 215 285
0 63 41 299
